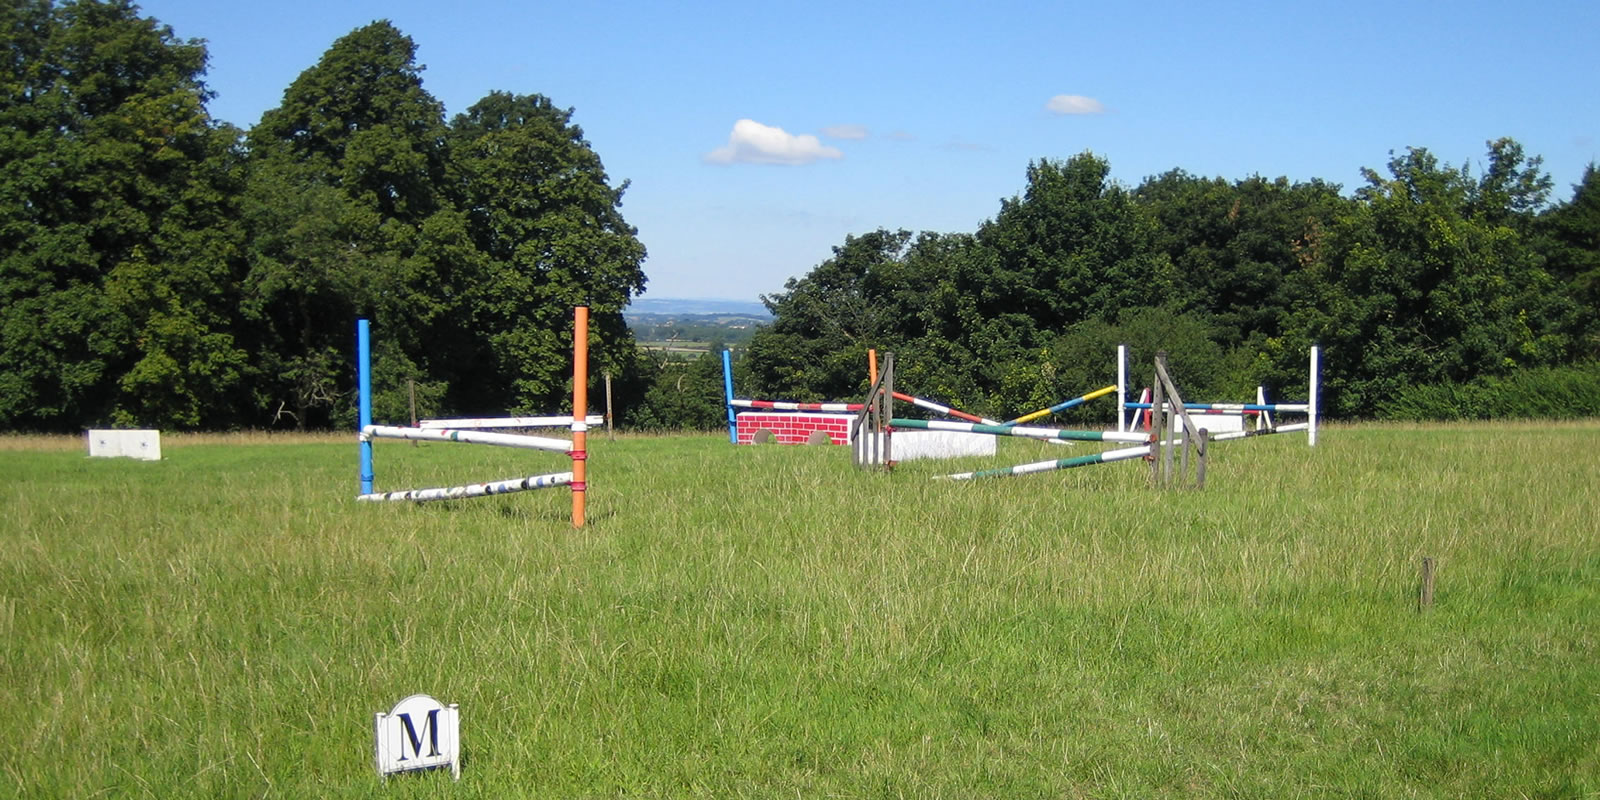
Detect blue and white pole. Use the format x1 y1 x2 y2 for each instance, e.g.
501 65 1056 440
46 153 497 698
722 349 737 444
357 319 373 495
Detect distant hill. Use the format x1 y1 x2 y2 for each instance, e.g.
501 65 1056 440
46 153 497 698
626 297 771 318
625 298 770 356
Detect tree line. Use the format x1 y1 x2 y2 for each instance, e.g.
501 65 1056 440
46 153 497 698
735 146 1599 423
4 1 1596 434
2 1 647 431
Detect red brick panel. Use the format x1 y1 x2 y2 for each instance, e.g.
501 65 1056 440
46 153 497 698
735 412 852 445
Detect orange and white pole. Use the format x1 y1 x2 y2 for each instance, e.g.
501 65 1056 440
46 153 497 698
571 306 589 528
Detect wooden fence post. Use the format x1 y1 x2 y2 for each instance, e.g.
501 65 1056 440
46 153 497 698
408 378 418 447
1151 352 1208 489
883 352 894 469
851 351 895 471
605 371 614 441
1150 354 1166 486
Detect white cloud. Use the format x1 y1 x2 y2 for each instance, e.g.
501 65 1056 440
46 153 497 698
821 124 869 140
1046 94 1106 115
704 119 843 165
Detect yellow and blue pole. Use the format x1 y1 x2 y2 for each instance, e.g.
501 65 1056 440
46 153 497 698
1003 385 1117 427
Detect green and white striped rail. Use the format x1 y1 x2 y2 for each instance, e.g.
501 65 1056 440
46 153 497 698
935 423 1307 480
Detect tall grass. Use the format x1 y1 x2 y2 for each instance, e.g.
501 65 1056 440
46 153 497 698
1 423 1595 797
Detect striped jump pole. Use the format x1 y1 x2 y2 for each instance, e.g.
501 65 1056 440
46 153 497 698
1155 422 1308 446
730 399 866 412
359 471 574 502
940 444 1151 481
362 425 574 453
890 418 1151 444
1122 401 1309 413
871 342 995 425
419 415 603 429
936 423 1304 481
1005 385 1117 427
890 393 1001 425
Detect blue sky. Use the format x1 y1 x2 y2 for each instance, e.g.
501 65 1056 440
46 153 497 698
138 0 1598 302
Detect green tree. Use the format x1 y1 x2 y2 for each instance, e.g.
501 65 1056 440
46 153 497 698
1290 143 1567 416
243 20 457 428
750 155 1181 416
1472 137 1554 231
973 153 1172 333
1134 170 1348 346
1537 165 1600 358
628 348 729 431
0 0 248 430
447 91 647 414
749 229 914 401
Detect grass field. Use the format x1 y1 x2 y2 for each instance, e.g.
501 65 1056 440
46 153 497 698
2 423 1596 797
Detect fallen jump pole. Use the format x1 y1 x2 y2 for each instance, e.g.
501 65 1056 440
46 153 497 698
359 471 573 502
1004 385 1118 426
936 423 1304 481
940 444 1151 480
890 418 1151 444
890 392 1001 425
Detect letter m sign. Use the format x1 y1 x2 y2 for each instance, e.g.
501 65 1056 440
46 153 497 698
374 694 460 780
